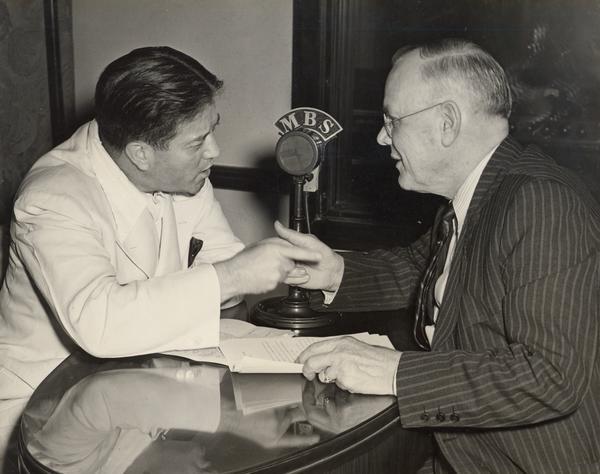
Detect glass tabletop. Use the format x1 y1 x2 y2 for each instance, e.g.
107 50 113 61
19 351 414 473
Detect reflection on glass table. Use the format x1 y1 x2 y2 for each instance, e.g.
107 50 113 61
20 355 403 473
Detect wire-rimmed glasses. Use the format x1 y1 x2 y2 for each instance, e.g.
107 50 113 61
382 101 446 138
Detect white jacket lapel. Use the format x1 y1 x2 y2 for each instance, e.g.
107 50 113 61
86 121 159 280
116 209 159 280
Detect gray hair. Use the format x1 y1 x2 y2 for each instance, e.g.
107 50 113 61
393 38 512 119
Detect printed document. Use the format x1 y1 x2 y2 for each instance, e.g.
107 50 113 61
165 320 394 374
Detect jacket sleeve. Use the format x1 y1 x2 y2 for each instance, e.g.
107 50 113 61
12 189 222 358
319 229 431 311
396 179 600 429
183 180 245 309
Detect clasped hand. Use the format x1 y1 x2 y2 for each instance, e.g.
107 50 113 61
214 222 324 301
214 220 345 301
273 221 345 291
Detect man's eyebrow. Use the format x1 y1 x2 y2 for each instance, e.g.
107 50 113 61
188 114 220 144
204 114 221 135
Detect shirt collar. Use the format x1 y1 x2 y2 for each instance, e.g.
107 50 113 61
451 146 498 236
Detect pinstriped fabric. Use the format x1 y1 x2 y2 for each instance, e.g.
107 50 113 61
326 136 600 473
320 229 431 310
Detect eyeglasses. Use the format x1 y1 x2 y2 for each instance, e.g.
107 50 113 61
382 101 446 138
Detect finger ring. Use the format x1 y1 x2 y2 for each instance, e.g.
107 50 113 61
319 371 334 384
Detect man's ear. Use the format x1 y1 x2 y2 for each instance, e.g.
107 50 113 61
124 141 154 171
439 101 461 147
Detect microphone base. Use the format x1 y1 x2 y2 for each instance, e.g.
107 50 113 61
250 296 341 334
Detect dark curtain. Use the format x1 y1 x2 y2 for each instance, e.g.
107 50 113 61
0 0 73 270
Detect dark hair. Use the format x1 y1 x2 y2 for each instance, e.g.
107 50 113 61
392 38 512 119
95 46 223 151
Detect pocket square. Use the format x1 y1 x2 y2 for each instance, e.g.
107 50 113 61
188 237 204 267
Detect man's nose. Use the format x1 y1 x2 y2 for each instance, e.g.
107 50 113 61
203 134 220 159
376 126 391 146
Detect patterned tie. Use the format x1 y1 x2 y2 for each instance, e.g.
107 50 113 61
414 201 456 350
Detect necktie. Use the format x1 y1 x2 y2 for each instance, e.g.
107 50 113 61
155 194 182 276
414 201 456 350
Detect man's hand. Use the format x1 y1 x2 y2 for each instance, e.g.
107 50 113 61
274 221 344 292
214 237 321 301
297 337 401 395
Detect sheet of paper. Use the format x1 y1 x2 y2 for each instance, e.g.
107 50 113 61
221 336 328 372
163 320 293 363
235 356 303 373
221 332 394 373
163 346 227 365
219 319 294 340
164 330 395 374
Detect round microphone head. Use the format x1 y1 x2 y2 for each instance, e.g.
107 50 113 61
275 130 320 176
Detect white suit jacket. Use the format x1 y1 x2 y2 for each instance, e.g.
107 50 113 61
0 121 243 399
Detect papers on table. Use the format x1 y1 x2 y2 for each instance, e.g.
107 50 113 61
164 319 294 366
165 325 394 374
222 333 393 373
165 346 228 366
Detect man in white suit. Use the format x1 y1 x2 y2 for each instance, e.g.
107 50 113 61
0 46 319 465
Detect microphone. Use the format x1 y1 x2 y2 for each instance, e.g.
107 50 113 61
251 108 343 334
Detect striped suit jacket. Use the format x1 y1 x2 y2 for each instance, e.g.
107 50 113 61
327 136 600 473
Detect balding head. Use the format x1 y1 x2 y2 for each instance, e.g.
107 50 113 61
378 39 510 199
392 39 512 119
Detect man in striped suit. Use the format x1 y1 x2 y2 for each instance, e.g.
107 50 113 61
277 38 600 473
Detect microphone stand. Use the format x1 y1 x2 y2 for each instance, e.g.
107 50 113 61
251 174 340 334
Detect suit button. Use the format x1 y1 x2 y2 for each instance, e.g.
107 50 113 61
421 411 430 421
436 411 446 422
450 412 460 422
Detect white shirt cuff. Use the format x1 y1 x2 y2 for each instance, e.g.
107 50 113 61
321 288 339 305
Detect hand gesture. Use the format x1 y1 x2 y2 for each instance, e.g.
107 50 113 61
274 221 344 291
297 336 401 395
214 236 322 301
